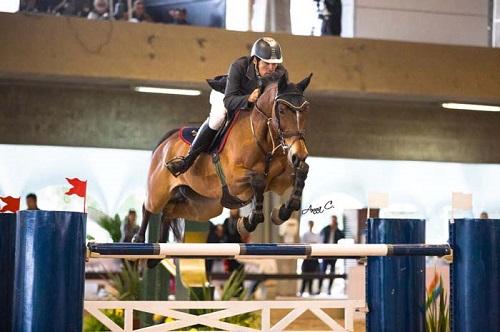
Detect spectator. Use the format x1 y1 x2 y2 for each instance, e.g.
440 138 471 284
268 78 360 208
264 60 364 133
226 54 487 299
20 0 40 13
319 215 344 295
300 220 321 295
113 0 128 20
480 211 489 219
25 193 40 210
168 8 189 25
87 0 109 20
125 0 153 23
77 0 92 17
223 209 242 243
120 209 139 242
320 0 342 36
51 0 71 15
223 209 243 272
206 223 225 273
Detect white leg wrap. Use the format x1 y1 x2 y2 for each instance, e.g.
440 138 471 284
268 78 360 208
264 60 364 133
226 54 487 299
208 90 227 130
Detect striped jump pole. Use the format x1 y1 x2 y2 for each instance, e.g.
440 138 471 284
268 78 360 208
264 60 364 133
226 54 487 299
87 242 451 259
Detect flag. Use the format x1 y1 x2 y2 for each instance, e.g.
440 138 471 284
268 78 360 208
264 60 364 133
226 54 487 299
65 178 87 197
65 178 87 213
0 196 21 213
367 192 389 209
452 192 472 210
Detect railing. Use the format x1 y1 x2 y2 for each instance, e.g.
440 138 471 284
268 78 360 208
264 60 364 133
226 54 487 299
84 300 365 332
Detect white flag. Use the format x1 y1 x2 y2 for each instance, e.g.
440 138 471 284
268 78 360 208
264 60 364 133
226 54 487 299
452 192 472 210
367 192 389 209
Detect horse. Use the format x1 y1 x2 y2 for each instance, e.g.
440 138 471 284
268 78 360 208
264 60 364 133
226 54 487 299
133 73 313 250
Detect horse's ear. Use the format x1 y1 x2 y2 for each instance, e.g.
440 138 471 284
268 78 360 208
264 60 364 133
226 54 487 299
277 73 288 93
297 73 313 92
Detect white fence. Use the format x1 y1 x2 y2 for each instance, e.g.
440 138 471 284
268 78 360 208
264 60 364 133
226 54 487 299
84 300 365 332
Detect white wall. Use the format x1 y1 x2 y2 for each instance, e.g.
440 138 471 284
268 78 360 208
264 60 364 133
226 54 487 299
301 157 500 244
494 0 500 46
355 0 489 46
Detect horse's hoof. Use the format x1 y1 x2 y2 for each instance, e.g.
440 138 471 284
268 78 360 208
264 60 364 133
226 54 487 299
271 207 286 225
132 234 145 243
249 212 265 225
147 259 161 269
237 217 251 237
287 198 301 212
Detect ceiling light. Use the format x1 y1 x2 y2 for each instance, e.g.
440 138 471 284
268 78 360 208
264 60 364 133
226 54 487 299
442 103 500 112
134 87 201 96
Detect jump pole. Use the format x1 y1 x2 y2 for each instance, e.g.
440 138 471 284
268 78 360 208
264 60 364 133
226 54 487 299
87 242 451 259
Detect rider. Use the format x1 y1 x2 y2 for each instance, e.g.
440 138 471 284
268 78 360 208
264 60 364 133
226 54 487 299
166 37 288 177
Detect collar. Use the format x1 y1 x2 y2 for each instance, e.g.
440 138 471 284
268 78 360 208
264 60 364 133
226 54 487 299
246 56 256 80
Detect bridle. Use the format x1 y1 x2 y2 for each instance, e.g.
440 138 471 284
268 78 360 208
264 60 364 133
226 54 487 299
250 86 309 175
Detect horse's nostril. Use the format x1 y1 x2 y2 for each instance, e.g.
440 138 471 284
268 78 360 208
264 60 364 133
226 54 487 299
292 154 300 168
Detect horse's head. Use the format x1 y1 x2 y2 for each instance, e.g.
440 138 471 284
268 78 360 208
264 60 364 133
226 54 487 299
269 73 312 168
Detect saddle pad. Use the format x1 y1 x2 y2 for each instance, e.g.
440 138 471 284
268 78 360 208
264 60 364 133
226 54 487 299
178 110 242 154
179 127 199 145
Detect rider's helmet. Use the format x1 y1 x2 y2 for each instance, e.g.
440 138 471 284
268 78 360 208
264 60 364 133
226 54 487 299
250 37 283 64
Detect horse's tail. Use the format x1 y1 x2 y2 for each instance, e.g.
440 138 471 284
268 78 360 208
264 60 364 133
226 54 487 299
161 214 184 242
153 128 180 152
169 218 184 242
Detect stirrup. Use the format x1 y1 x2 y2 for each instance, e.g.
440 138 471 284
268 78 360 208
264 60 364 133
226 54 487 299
165 156 188 177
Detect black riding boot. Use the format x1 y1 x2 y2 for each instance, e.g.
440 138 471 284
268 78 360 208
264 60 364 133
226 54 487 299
166 119 217 177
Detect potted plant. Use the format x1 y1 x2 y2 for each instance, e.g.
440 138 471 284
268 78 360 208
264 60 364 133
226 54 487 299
425 271 449 332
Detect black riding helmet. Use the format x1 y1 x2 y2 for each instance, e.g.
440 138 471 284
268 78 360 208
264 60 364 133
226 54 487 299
250 37 283 64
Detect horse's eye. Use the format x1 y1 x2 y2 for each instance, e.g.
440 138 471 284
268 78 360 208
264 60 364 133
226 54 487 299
278 105 286 114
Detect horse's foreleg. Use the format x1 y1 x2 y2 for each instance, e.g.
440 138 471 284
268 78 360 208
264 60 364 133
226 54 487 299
271 161 309 225
133 204 154 243
237 173 266 237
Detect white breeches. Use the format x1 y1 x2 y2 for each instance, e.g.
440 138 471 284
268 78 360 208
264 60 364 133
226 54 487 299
208 90 227 130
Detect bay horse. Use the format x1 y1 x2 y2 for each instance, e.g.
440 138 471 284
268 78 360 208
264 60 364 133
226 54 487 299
134 73 313 247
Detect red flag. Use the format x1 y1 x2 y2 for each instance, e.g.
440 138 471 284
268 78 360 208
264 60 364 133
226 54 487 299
0 196 21 213
65 178 87 197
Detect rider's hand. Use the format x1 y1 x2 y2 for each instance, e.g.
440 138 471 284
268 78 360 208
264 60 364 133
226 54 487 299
248 89 260 103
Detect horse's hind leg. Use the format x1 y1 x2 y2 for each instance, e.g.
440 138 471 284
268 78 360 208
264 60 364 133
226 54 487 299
133 204 154 243
271 161 309 225
237 173 266 237
146 213 176 269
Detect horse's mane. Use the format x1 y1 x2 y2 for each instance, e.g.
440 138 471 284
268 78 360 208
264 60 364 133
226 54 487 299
260 71 287 92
